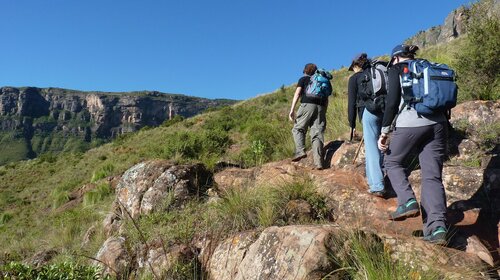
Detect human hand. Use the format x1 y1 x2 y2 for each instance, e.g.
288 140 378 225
289 111 295 122
378 133 389 152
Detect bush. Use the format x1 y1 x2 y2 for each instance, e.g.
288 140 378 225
0 261 109 279
37 152 58 164
455 0 500 100
161 115 185 127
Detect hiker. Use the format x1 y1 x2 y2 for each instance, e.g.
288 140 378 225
289 63 332 170
378 44 448 244
347 53 385 197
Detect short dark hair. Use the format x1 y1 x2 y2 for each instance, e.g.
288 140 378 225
303 63 317 75
353 53 369 69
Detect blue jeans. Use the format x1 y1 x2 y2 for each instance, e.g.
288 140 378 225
362 109 384 192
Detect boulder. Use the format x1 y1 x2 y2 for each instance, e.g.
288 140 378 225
380 233 487 278
206 225 488 280
136 242 194 278
207 231 260 279
95 236 132 277
329 141 365 169
210 160 498 269
449 100 500 144
115 160 212 219
208 225 337 280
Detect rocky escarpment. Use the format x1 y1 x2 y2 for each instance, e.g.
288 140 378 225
88 101 499 279
405 0 500 47
0 87 235 164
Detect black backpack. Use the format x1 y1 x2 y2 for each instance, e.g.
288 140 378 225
359 60 388 114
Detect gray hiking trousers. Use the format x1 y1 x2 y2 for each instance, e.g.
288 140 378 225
385 122 447 235
292 103 326 168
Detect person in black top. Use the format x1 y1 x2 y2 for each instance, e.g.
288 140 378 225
378 44 448 245
347 54 367 136
289 63 329 169
347 53 385 197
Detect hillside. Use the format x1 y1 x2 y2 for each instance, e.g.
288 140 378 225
0 87 236 165
0 0 499 278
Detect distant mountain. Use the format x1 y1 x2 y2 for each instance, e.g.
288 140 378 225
0 87 237 165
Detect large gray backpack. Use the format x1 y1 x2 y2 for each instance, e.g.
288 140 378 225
360 60 388 114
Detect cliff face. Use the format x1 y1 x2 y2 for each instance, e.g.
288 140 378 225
405 0 500 47
0 87 236 164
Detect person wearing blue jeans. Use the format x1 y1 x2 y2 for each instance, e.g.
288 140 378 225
347 53 385 196
362 108 385 193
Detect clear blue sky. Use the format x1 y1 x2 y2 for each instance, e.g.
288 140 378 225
1 0 471 100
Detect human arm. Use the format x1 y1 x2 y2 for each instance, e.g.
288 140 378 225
289 86 302 122
347 74 358 130
381 65 403 134
378 65 403 151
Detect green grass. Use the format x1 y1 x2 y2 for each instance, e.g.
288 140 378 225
326 231 442 280
83 183 112 207
0 16 496 278
90 163 115 183
0 261 109 279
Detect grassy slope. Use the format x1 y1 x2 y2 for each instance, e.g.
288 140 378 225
0 39 466 263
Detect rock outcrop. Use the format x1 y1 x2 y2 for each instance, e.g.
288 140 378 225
405 0 500 47
115 160 212 219
94 237 132 277
93 101 498 279
0 87 235 164
102 160 212 237
208 225 336 280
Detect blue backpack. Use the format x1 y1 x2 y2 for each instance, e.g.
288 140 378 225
305 69 333 99
401 59 457 115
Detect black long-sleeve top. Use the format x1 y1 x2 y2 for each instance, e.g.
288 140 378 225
347 72 366 129
381 63 404 130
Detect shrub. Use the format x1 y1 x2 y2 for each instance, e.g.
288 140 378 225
455 0 500 100
161 115 185 127
37 152 58 164
0 261 109 279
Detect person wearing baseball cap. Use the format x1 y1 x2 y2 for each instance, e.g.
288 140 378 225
378 44 449 245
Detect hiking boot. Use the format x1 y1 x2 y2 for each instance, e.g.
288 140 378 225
389 198 420 221
423 227 447 245
368 190 385 198
292 152 307 162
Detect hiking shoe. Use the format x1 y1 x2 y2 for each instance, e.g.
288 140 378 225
423 227 447 245
291 152 307 162
368 190 385 198
389 198 420 221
